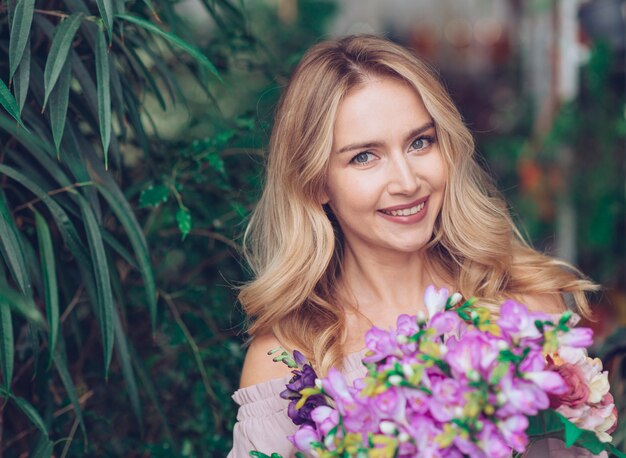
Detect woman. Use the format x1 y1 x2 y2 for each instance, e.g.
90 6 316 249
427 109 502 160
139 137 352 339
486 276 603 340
229 35 597 457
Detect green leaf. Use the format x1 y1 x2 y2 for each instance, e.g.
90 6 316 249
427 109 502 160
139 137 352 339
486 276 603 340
139 185 169 208
49 55 72 155
0 302 14 390
29 432 54 458
9 0 36 80
116 13 222 82
176 207 192 240
0 282 43 324
113 308 142 429
95 25 111 168
34 212 59 360
78 197 114 376
0 77 27 129
43 13 84 110
0 192 32 294
95 183 157 330
0 388 49 434
95 0 114 43
52 340 86 437
13 36 30 115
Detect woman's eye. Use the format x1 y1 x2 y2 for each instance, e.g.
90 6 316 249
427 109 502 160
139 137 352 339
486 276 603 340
410 136 433 151
351 152 374 165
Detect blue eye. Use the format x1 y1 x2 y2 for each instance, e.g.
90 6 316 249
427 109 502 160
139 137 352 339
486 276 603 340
410 136 434 151
351 151 374 165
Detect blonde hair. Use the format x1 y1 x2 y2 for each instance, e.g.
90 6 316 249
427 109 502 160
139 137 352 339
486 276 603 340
239 35 597 375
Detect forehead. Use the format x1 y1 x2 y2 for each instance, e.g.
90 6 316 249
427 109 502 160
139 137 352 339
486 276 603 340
332 77 432 149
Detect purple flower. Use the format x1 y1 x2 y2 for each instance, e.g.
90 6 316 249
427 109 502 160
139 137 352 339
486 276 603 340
478 422 511 458
288 425 321 452
280 360 327 426
497 415 529 452
430 311 461 336
558 327 593 349
363 326 401 363
497 374 550 416
372 386 405 421
311 405 340 436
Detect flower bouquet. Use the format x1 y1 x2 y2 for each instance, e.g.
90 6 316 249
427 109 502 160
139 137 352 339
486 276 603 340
251 287 622 458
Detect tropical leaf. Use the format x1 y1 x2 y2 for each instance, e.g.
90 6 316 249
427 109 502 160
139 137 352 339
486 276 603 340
78 197 114 376
43 12 84 109
49 54 72 155
0 77 27 129
0 191 32 294
116 13 222 82
34 211 59 361
0 302 14 390
13 36 30 115
95 25 111 168
8 0 36 80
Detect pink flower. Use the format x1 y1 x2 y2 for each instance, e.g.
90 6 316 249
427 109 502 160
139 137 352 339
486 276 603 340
546 362 590 408
363 327 401 363
523 370 567 395
558 327 593 349
497 415 529 453
289 425 320 452
429 311 461 336
311 406 339 436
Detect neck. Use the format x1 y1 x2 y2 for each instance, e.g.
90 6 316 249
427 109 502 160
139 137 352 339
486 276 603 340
338 243 437 319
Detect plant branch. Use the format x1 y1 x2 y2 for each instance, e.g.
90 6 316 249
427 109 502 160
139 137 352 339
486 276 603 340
15 182 94 213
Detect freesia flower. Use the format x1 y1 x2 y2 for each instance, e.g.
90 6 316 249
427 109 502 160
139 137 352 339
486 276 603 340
424 285 449 319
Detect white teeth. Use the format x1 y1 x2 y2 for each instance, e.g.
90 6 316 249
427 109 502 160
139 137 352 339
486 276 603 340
384 202 425 217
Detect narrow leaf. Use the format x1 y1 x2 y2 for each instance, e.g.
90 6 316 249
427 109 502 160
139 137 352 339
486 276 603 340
49 55 72 155
34 212 59 360
116 13 222 81
95 0 114 43
0 282 43 324
52 340 86 436
0 77 27 129
43 13 84 109
0 389 49 434
95 25 111 168
9 0 36 80
30 432 54 458
13 36 31 115
0 303 14 390
0 192 32 294
95 183 157 330
113 308 142 429
78 198 114 376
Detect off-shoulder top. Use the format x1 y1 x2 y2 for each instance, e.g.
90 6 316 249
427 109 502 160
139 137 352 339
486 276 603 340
228 349 601 458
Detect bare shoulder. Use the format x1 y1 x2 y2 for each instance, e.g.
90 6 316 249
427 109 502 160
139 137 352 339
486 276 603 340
518 292 567 315
239 333 294 389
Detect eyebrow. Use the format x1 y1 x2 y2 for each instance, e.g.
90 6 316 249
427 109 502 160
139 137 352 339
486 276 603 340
336 121 436 154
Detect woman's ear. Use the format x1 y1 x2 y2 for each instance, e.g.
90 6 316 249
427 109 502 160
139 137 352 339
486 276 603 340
319 189 330 205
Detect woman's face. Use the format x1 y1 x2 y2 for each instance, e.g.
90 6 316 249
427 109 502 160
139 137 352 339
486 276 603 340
323 77 447 258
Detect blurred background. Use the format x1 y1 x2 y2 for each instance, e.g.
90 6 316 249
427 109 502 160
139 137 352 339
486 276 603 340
0 0 624 456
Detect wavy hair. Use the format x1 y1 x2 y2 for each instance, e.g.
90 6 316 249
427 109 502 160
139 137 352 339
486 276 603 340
239 35 597 375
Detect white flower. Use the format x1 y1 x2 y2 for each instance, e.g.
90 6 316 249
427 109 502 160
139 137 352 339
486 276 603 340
424 285 449 319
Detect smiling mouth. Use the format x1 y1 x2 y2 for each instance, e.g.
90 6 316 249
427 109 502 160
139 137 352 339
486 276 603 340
379 201 426 217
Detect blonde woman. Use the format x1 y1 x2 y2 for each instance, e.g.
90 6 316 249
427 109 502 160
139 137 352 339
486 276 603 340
228 35 597 457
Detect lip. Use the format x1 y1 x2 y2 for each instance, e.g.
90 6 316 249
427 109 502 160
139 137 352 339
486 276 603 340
377 196 430 225
378 196 429 212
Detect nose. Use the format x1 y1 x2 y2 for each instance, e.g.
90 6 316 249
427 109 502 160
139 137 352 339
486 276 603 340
386 153 419 195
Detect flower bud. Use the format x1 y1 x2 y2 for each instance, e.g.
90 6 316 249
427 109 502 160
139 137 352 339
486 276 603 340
315 378 323 389
496 393 507 405
496 340 508 350
398 432 410 442
416 311 426 324
402 363 414 378
449 292 463 306
396 334 408 344
388 375 403 386
380 421 397 435
467 370 480 382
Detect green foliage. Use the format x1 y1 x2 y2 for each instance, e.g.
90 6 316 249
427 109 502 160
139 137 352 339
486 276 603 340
0 0 337 455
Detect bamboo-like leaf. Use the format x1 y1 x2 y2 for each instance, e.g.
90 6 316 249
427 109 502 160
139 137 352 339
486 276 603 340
52 340 86 436
9 0 36 80
116 13 222 82
43 13 84 110
95 0 114 43
0 77 27 129
7 390 49 434
30 432 54 458
0 302 14 390
95 25 111 169
0 192 31 294
13 36 30 115
49 55 72 155
0 282 43 324
113 308 142 429
78 197 114 376
34 212 59 360
94 182 156 330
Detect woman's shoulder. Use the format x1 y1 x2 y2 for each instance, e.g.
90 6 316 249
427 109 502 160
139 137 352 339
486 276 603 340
239 333 295 389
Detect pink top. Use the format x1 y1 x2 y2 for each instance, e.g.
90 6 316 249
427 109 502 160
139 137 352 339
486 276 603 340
228 350 602 458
